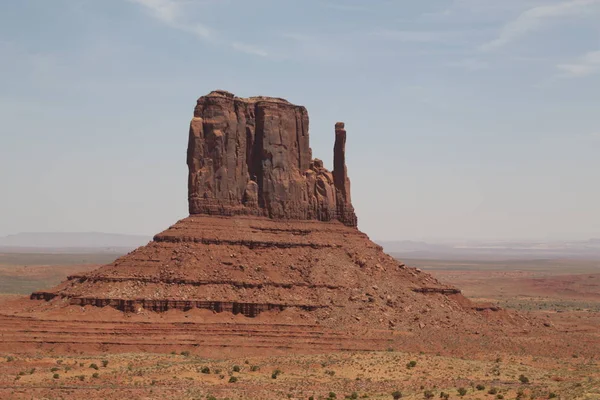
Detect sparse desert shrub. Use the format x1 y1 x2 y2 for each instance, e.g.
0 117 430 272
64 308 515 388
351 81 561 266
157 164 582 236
50 367 60 372
392 390 403 399
496 395 504 400
488 387 498 395
424 390 434 399
476 384 485 391
232 365 241 372
89 363 99 370
439 393 450 399
309 397 315 400
457 387 467 396
102 360 109 367
6 356 15 362
407 360 417 368
92 373 99 379
348 392 358 399
78 375 85 381
325 370 335 376
250 365 260 371
214 368 222 374
53 373 60 379
29 368 36 374
207 396 217 400
548 393 557 399
228 376 238 383
519 374 530 384
181 351 190 357
200 366 210 374
272 369 282 379
329 392 337 399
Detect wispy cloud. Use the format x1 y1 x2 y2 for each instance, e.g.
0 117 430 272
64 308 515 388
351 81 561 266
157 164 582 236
480 0 600 51
557 50 600 77
231 42 268 57
128 0 212 39
128 0 267 56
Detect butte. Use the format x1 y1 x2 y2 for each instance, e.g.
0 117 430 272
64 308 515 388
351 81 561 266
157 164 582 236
2 90 531 355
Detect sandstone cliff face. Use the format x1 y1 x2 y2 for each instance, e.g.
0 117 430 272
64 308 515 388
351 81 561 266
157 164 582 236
187 90 357 227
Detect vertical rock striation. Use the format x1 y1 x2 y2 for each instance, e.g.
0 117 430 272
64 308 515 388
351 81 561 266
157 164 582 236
187 90 358 226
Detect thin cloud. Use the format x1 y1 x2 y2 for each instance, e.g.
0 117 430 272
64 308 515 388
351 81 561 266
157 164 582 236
128 0 268 56
557 50 600 77
231 42 269 57
128 0 212 39
480 0 600 51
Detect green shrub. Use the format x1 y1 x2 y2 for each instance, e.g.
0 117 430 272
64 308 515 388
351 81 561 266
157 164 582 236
392 391 403 399
228 376 238 383
458 387 467 396
349 392 358 399
181 351 190 357
496 395 504 400
251 365 260 371
329 392 337 399
232 365 241 372
53 373 60 379
92 373 99 379
272 369 282 379
50 367 60 372
424 390 434 399
89 363 99 370
488 388 498 395
519 374 530 384
476 384 485 391
78 375 85 381
6 356 15 362
549 393 557 399
102 360 109 367
407 360 417 368
200 366 210 374
439 393 450 399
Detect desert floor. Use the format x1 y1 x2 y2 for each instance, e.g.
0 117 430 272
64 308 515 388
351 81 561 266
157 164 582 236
0 253 598 400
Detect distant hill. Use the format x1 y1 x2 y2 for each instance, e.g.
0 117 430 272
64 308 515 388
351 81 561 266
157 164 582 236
0 232 151 253
376 239 600 260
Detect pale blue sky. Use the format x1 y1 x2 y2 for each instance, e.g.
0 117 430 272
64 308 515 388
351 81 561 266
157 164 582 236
1 0 599 241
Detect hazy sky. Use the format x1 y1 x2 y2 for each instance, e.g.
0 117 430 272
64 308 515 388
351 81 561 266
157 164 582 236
1 0 599 241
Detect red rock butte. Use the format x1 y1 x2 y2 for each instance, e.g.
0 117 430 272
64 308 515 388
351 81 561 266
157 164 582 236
2 91 529 355
187 90 357 226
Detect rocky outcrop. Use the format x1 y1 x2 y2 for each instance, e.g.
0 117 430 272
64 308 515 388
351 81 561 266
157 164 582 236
187 90 357 226
27 90 485 333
